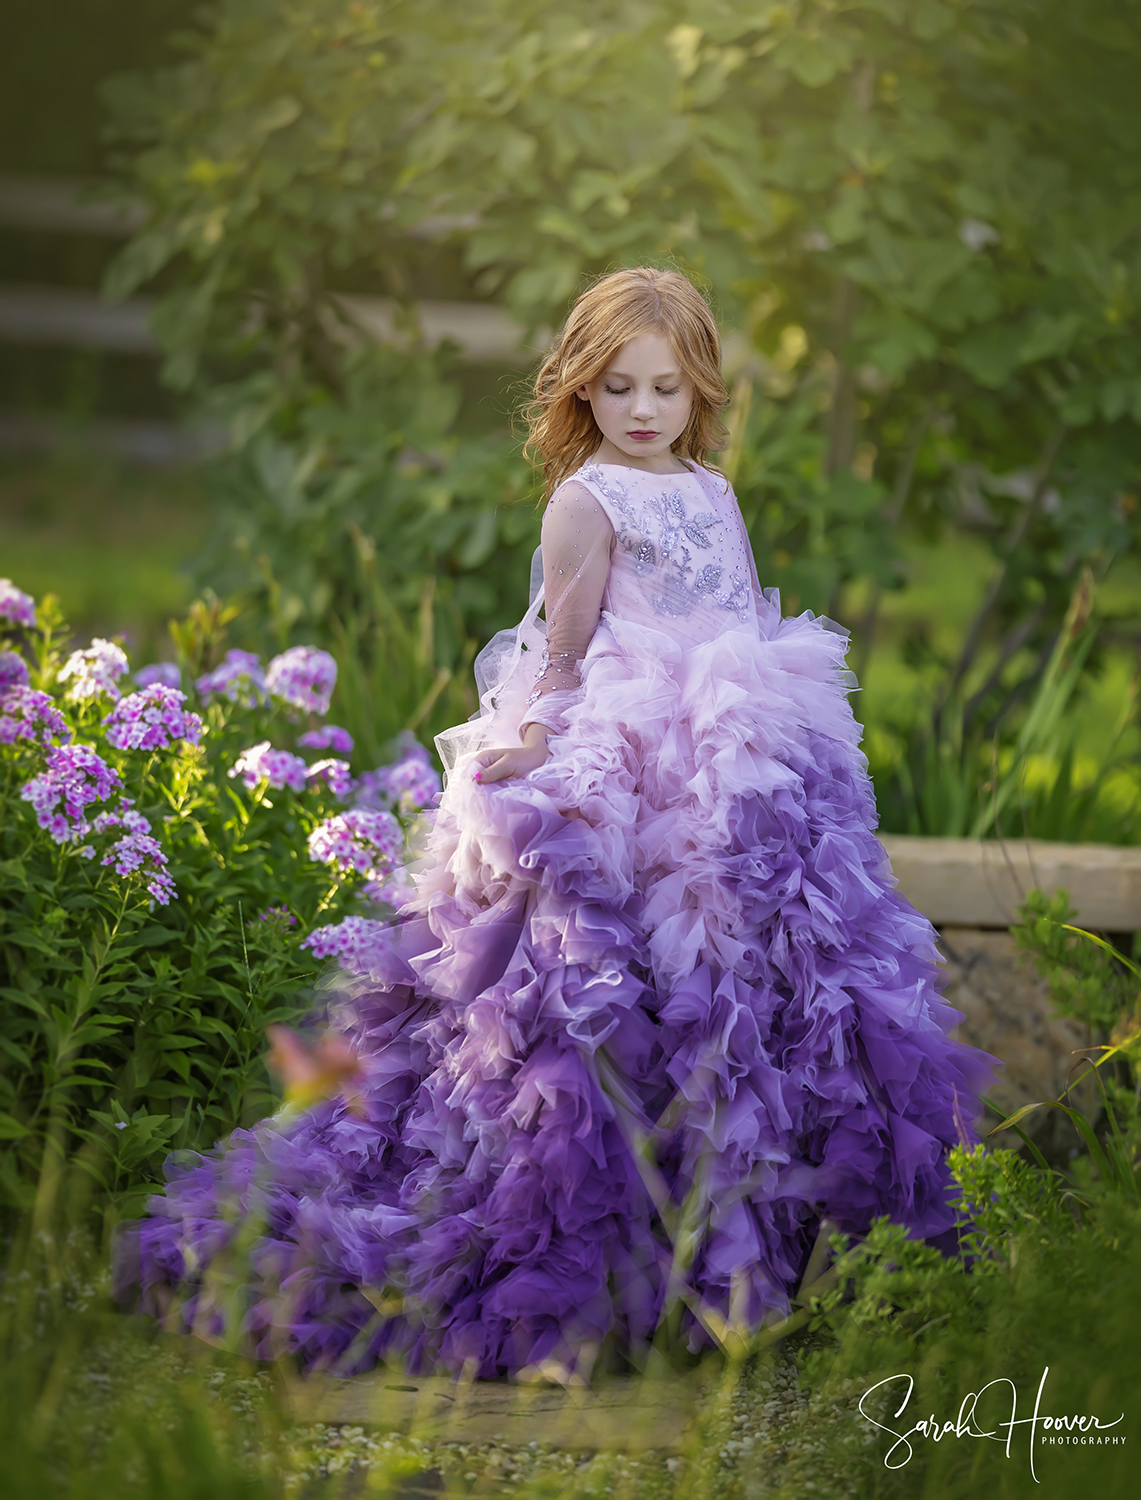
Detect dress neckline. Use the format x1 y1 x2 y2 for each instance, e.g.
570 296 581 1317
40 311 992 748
589 458 699 479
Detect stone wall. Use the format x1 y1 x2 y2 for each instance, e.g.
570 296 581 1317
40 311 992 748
938 927 1093 1142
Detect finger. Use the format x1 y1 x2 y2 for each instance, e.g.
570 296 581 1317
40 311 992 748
473 751 507 780
477 755 516 784
472 747 509 769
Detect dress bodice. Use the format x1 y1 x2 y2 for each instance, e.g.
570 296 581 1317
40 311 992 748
500 460 764 738
573 462 757 642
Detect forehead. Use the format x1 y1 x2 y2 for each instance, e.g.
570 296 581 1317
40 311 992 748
606 330 681 374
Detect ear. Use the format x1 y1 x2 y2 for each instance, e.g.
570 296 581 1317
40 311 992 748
575 386 591 402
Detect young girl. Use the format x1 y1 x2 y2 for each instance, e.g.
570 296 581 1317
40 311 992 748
125 268 993 1381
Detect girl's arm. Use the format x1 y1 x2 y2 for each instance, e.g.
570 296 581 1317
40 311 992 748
475 482 613 784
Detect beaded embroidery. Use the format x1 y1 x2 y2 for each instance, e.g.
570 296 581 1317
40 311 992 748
524 648 581 710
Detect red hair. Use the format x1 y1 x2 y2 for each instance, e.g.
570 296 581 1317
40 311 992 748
525 268 728 495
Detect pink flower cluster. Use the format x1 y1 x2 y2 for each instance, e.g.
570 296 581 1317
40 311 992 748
362 874 416 909
20 743 122 843
307 809 401 881
134 662 181 690
93 799 151 836
301 915 392 978
257 905 296 927
298 724 354 755
0 578 36 629
305 757 354 799
102 684 203 752
267 646 337 715
58 639 130 702
356 738 441 815
229 740 308 792
0 687 71 748
196 649 267 706
0 651 29 694
100 832 176 906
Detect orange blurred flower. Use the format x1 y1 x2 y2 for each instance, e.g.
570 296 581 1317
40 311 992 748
266 1024 364 1114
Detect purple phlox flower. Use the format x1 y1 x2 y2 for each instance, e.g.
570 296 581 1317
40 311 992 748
302 915 393 978
0 579 36 630
266 646 337 716
103 684 203 752
228 740 308 793
58 638 130 702
362 874 416 910
256 905 296 927
0 685 71 748
100 831 176 906
93 798 152 836
134 661 182 690
195 649 267 706
307 808 401 881
0 650 30 694
20 743 123 843
297 723 354 755
355 736 441 815
305 757 355 799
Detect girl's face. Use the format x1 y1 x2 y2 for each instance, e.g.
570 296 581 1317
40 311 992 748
576 332 694 472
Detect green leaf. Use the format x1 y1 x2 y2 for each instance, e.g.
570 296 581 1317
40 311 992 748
955 324 1023 387
252 95 302 136
773 29 854 88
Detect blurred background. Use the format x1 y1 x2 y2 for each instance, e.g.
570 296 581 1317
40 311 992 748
3 0 1140 838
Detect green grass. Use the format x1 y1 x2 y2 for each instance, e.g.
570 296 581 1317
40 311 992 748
852 533 1139 763
0 450 214 662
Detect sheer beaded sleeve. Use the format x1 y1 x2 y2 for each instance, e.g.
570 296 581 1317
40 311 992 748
520 480 614 735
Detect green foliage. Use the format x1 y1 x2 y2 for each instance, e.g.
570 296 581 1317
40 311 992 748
194 345 540 655
1012 890 1139 1034
865 572 1141 841
723 371 904 615
0 590 424 1221
786 1132 1141 1497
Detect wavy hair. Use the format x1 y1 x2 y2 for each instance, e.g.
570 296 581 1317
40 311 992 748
524 267 728 497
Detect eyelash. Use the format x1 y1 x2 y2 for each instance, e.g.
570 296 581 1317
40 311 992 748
604 385 681 397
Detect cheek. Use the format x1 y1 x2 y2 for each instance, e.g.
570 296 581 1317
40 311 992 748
594 396 627 424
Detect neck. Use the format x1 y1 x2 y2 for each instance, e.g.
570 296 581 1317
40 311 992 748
590 437 691 475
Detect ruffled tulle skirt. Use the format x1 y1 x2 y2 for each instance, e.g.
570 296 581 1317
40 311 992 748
119 607 995 1378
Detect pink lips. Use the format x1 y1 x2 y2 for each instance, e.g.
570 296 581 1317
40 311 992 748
627 430 659 441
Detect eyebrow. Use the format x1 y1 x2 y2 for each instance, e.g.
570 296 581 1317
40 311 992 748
604 369 683 381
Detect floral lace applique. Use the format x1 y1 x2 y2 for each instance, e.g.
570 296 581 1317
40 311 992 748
578 464 750 621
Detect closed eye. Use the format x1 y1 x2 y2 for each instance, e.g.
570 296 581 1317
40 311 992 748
602 385 682 396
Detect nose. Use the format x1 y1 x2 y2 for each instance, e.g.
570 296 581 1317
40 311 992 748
630 388 656 421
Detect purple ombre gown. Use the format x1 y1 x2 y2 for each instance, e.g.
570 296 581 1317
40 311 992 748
124 461 995 1379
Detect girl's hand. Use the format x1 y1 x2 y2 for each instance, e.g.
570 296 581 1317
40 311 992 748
474 722 551 784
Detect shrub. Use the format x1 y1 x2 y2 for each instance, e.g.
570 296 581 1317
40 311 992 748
0 584 440 1221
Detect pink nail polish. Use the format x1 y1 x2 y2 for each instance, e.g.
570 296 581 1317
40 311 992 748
474 771 482 782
